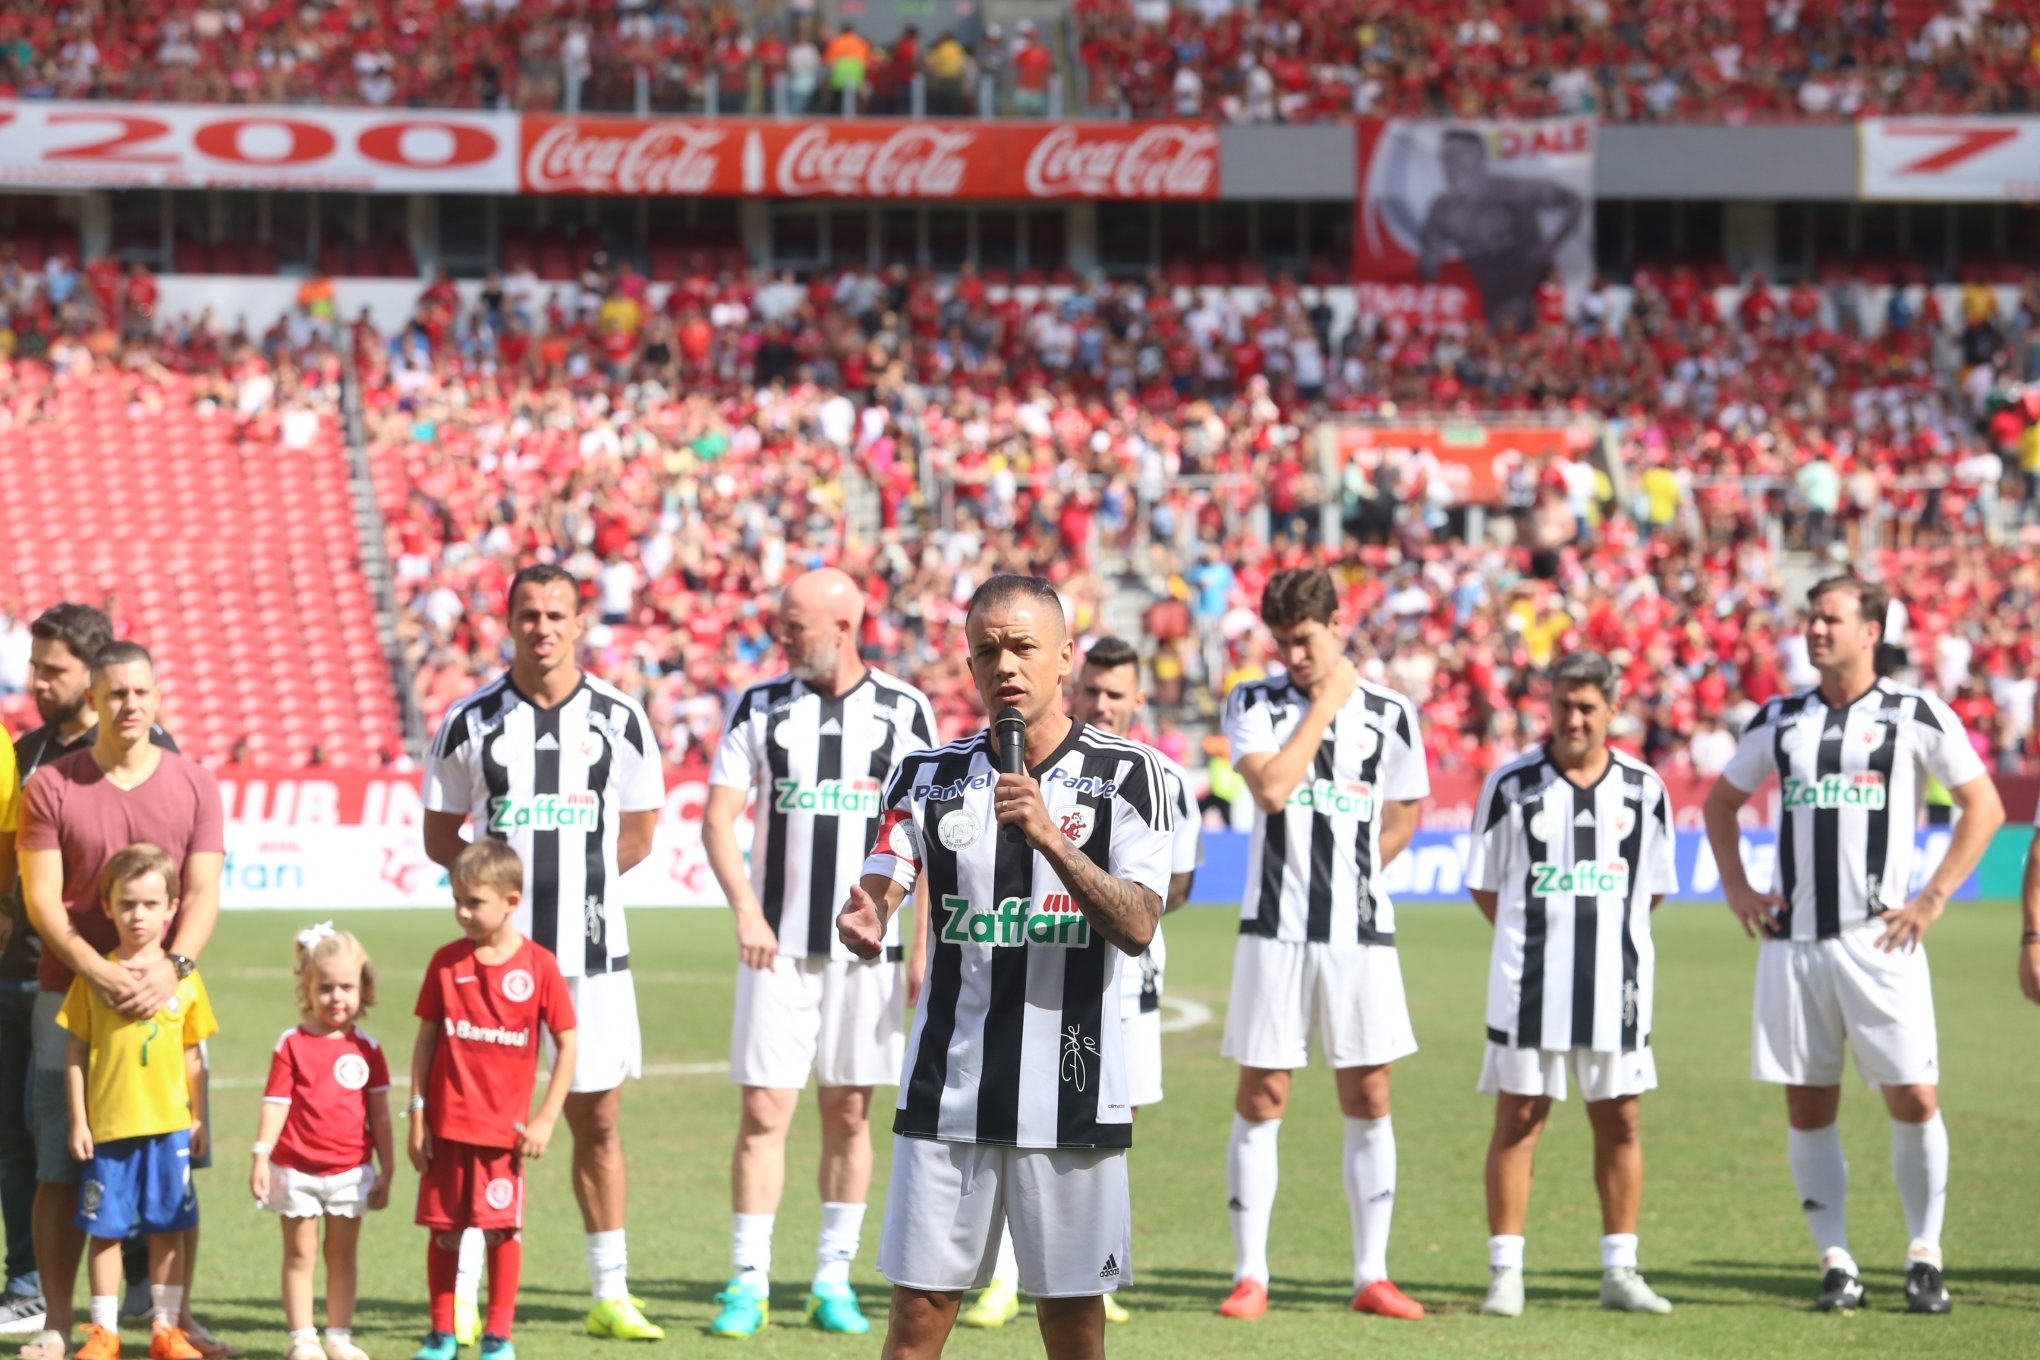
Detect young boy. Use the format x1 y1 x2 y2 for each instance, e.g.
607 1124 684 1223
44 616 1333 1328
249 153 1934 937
408 840 577 1360
60 845 218 1360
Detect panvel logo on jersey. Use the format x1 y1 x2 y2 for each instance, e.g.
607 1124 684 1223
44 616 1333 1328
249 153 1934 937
488 792 600 833
1045 769 1118 798
1530 859 1632 896
1287 779 1375 820
773 777 882 816
1781 772 1887 811
940 893 1091 948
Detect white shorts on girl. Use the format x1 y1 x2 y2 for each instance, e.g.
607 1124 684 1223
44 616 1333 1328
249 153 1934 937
262 1163 378 1219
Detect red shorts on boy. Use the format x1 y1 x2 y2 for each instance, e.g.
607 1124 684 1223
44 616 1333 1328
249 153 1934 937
415 1139 523 1232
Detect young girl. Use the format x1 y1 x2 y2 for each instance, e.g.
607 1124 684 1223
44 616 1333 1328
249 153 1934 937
251 925 396 1360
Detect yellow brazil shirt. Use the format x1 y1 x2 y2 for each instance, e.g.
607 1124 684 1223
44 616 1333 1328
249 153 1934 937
0 727 18 835
57 964 218 1143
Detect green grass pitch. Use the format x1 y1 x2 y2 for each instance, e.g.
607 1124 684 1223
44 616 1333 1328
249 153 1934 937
165 903 2037 1359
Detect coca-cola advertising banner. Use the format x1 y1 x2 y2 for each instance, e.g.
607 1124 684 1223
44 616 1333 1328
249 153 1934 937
518 117 1219 200
1353 117 1596 327
0 102 518 192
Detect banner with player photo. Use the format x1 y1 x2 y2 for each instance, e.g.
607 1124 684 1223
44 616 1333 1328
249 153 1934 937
1352 116 1596 329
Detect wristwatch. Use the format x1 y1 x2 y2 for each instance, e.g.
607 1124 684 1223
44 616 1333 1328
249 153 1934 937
168 954 195 980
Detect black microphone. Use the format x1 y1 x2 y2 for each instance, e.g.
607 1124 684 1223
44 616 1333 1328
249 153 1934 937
995 707 1026 846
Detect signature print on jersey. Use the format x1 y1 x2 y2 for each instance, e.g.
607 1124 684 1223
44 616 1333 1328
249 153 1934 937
940 893 1091 947
1061 1024 1099 1090
333 1054 371 1090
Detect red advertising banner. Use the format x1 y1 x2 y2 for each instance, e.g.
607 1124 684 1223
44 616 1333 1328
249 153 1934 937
518 117 1219 200
1327 419 1596 506
1352 117 1596 328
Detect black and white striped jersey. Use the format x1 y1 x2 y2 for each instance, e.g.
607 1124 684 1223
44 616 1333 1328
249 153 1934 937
862 721 1173 1150
423 674 665 978
1467 747 1677 1053
709 668 937 962
1722 679 1986 941
1120 751 1204 1020
1224 675 1430 944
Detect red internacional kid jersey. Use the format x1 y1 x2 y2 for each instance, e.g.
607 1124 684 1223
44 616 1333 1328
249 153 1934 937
263 1025 393 1176
414 938 575 1150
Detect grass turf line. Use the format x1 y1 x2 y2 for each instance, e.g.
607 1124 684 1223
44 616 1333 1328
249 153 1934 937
171 903 2038 1358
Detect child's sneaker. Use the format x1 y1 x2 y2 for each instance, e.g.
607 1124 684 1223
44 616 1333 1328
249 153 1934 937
150 1327 204 1360
284 1342 327 1360
409 1334 458 1360
77 1327 121 1360
320 1337 369 1360
477 1338 513 1360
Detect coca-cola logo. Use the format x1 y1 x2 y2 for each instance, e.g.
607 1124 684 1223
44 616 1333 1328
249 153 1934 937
775 125 976 198
524 121 726 195
1022 124 1218 199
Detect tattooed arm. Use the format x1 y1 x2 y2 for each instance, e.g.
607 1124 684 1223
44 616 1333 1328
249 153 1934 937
1046 834 1161 956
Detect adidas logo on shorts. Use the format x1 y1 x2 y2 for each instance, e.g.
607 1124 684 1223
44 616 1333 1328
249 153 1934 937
1099 1255 1120 1280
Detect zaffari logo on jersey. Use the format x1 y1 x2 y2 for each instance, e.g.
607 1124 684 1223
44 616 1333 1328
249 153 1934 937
773 778 882 816
1287 779 1375 820
1530 860 1631 895
940 893 1091 947
1782 773 1887 810
488 792 600 833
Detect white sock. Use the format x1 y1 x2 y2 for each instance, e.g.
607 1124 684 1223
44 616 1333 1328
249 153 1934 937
323 1327 352 1346
1891 1113 1948 1263
1788 1124 1851 1262
586 1228 629 1302
150 1284 184 1330
290 1329 318 1347
454 1228 484 1305
989 1223 1019 1291
1488 1235 1524 1272
1601 1233 1639 1271
1343 1115 1397 1287
1226 1114 1280 1285
814 1203 865 1289
733 1212 774 1290
90 1295 118 1332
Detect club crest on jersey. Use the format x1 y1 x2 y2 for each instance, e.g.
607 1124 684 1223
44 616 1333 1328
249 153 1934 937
1857 722 1890 751
1530 860 1631 896
488 792 599 833
1612 806 1637 839
1782 773 1886 810
773 721 801 750
1058 805 1096 847
484 1178 515 1211
1353 725 1380 760
1526 805 1556 843
501 968 535 1003
937 810 982 851
1287 779 1375 820
578 731 606 764
773 778 882 816
940 893 1091 948
333 1054 371 1091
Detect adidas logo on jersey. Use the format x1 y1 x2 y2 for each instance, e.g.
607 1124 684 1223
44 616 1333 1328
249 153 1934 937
533 732 561 751
940 893 1091 948
818 717 843 736
1574 809 1596 826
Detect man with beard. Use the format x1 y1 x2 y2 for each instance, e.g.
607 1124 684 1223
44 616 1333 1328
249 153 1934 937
703 568 937 1338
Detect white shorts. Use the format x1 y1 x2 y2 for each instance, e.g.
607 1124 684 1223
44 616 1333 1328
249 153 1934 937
261 1163 377 1219
1752 923 1939 1089
877 1136 1130 1298
1122 1008 1163 1108
547 969 642 1094
1477 1043 1658 1103
1221 936 1418 1071
730 956 905 1090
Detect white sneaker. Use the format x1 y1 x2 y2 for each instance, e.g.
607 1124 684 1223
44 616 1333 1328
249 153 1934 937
1481 1266 1524 1317
284 1342 328 1360
0 1294 47 1338
1600 1267 1673 1314
322 1337 371 1360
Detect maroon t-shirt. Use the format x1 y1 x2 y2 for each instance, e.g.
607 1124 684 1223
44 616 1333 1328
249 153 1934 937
16 748 225 993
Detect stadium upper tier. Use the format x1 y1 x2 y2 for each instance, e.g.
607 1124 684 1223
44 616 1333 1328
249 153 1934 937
2 0 2034 121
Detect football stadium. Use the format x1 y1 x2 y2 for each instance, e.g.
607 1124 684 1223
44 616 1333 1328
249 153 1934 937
1 2 2039 1357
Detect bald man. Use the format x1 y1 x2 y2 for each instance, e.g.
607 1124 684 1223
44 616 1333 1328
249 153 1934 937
703 569 939 1337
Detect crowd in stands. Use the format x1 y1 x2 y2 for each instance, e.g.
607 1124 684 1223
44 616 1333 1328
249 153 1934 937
3 0 2036 121
3 227 2039 778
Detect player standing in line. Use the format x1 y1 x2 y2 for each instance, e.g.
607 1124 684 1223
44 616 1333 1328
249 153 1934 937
1217 567 1429 1323
837 575 1174 1360
422 565 665 1344
1464 651 1677 1317
1703 577 2002 1314
957 635 1203 1331
701 568 937 1338
2021 802 2040 1006
408 841 578 1360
